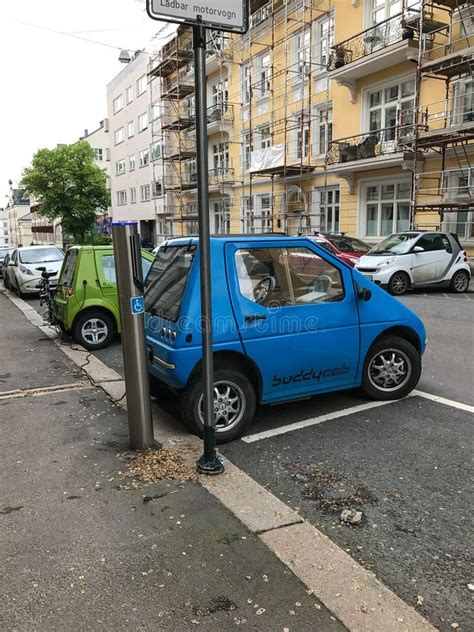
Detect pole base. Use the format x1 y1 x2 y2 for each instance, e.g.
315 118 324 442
196 452 225 475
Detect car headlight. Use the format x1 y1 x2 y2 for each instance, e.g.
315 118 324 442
19 266 34 276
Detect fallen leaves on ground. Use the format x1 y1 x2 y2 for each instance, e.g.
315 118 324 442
119 446 197 484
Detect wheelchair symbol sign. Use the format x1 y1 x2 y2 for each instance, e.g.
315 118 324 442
130 296 145 316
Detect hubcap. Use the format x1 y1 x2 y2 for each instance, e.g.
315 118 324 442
81 318 108 345
391 274 408 294
453 272 468 292
368 348 412 392
198 380 246 432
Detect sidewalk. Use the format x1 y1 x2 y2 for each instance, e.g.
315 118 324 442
0 293 344 631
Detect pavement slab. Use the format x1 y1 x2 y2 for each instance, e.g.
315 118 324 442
0 387 345 632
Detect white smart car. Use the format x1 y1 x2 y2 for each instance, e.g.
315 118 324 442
355 231 471 295
6 245 64 297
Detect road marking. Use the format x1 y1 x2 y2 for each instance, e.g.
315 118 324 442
0 381 91 401
413 389 474 414
242 398 410 443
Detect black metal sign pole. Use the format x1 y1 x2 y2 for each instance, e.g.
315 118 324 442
194 18 224 475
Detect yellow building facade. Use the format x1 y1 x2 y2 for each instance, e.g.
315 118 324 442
148 0 473 251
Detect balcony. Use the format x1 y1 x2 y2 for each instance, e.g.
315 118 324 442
188 102 234 136
163 173 198 192
414 168 474 212
326 127 418 179
328 12 419 98
208 167 235 190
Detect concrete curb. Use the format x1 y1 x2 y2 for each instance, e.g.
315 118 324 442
3 288 437 631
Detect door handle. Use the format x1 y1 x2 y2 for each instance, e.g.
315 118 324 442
244 314 267 323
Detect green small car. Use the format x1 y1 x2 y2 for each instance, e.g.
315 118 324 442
54 245 154 350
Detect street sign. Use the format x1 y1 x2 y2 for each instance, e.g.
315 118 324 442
131 295 145 316
146 0 248 34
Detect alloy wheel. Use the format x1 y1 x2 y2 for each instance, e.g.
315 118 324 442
198 380 246 432
368 348 412 392
81 318 108 345
453 272 469 293
390 273 408 295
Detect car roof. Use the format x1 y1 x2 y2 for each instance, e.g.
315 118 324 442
160 234 308 247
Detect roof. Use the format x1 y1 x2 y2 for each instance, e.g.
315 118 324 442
18 212 33 222
160 234 311 248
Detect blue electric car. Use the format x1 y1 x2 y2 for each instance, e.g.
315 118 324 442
145 235 426 442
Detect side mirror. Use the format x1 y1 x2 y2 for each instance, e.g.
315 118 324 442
413 246 424 253
8 260 15 266
357 286 372 302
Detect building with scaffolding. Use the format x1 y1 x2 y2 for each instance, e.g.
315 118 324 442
146 0 473 251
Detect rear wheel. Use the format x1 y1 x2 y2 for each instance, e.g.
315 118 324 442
73 310 115 350
387 271 410 296
450 270 470 293
3 274 10 290
362 335 421 400
180 368 256 443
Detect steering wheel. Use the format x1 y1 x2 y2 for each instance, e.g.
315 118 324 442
253 276 275 304
311 274 333 293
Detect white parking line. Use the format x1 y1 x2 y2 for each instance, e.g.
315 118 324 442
242 390 473 443
413 389 474 414
242 398 409 443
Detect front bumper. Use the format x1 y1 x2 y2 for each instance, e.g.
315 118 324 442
356 267 395 286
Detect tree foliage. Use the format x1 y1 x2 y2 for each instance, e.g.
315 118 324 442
21 141 110 243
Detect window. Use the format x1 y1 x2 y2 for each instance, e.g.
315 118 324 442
213 200 230 234
314 105 333 155
102 253 150 284
129 155 136 171
293 29 311 81
112 94 123 114
296 114 310 160
235 247 344 307
115 159 126 176
453 78 473 125
242 132 253 171
140 184 151 201
127 121 135 138
144 245 196 322
315 14 334 69
117 190 127 205
369 0 421 25
212 141 229 172
93 148 103 161
151 141 163 161
139 149 150 167
152 181 163 198
138 112 148 132
363 180 410 237
137 74 147 96
114 127 124 145
256 52 271 98
150 102 162 121
126 85 133 104
130 187 136 204
211 78 229 108
242 62 252 104
417 233 452 253
314 187 340 233
255 194 272 232
257 125 271 150
367 78 415 141
241 197 254 232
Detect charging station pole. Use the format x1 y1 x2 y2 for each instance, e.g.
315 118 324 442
112 221 154 450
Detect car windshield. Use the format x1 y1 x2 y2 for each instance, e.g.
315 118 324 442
329 236 370 253
19 247 63 264
314 240 334 253
368 233 419 255
144 245 196 322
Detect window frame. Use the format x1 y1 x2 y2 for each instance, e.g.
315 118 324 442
114 127 124 145
112 94 123 114
360 178 411 238
137 74 147 96
117 190 127 206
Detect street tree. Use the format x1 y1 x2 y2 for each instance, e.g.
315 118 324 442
21 141 110 243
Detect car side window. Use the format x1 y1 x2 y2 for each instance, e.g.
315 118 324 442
417 234 451 253
102 255 117 284
235 247 344 307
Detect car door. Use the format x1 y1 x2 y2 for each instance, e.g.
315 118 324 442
226 240 360 403
411 233 453 284
8 250 18 287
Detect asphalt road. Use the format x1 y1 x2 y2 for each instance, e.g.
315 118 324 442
10 284 474 630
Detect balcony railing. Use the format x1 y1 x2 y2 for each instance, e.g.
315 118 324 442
162 141 196 161
163 173 198 191
209 167 235 186
326 127 408 165
328 12 415 71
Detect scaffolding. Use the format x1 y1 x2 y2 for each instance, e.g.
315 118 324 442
405 0 473 232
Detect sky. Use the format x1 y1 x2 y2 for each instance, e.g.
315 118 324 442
0 0 172 203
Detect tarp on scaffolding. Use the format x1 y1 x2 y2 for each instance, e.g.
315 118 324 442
250 145 285 174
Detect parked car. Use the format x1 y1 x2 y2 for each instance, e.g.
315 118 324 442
54 245 154 350
0 247 14 278
5 246 64 297
355 231 470 295
145 235 426 442
308 233 371 267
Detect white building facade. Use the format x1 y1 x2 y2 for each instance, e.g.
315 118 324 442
107 52 164 246
0 209 9 246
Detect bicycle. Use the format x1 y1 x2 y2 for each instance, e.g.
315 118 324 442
37 267 58 326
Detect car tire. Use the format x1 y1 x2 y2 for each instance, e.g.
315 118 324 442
449 270 470 293
362 335 421 401
387 271 410 296
3 274 10 290
16 279 26 300
73 310 115 350
180 368 256 443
